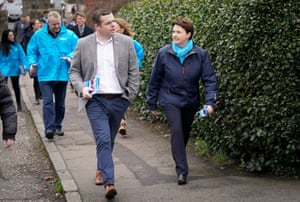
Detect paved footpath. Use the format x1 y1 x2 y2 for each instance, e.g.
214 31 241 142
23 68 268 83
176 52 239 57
20 75 300 202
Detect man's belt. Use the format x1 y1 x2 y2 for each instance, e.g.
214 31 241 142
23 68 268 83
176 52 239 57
98 94 122 99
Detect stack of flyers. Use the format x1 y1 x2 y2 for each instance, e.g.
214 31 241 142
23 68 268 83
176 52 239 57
85 76 100 95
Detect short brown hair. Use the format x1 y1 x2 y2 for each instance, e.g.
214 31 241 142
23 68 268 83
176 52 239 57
92 8 112 25
75 11 86 18
172 17 194 39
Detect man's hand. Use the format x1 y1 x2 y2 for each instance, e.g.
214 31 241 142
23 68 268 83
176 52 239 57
29 64 37 76
60 57 71 63
82 87 94 99
150 110 158 117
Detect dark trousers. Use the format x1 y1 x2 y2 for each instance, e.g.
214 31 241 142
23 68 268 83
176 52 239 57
39 81 68 133
33 76 42 100
5 76 21 106
86 95 129 187
163 105 197 176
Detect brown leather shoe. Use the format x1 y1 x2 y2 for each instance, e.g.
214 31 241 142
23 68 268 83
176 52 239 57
105 184 117 199
95 170 103 185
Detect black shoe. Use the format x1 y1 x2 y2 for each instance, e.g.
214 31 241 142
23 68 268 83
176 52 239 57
46 131 55 139
177 174 187 185
55 129 64 136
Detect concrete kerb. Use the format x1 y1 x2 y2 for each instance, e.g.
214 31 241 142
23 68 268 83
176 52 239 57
20 77 82 202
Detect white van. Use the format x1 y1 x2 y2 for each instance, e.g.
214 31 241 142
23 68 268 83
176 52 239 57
2 0 23 22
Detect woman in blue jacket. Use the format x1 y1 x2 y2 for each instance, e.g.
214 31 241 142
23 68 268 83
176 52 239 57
146 17 218 185
113 18 144 136
0 29 28 112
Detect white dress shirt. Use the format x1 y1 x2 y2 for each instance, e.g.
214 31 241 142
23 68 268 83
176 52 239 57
96 37 123 94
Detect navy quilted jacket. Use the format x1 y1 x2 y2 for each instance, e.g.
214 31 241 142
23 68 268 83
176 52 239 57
147 44 218 110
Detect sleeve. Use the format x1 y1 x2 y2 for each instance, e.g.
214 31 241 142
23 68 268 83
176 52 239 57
26 33 39 66
17 44 29 71
126 38 140 102
66 32 79 59
0 74 17 140
146 50 164 111
133 40 144 69
200 50 218 108
69 40 84 96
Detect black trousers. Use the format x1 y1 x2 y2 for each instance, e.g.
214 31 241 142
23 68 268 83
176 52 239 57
5 76 21 106
33 76 42 100
162 105 197 176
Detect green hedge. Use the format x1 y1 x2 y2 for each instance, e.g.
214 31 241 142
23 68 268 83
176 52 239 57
117 0 300 176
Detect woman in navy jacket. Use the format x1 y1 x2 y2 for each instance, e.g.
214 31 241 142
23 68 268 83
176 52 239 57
146 17 218 185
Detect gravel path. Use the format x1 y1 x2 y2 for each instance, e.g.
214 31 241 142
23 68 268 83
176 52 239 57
0 107 65 202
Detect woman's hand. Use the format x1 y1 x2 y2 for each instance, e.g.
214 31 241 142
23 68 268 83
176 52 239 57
150 110 158 117
206 105 214 115
82 87 94 99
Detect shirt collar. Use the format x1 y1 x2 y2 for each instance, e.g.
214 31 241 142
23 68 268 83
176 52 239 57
96 36 113 45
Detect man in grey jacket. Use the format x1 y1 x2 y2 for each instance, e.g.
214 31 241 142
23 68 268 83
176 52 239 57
69 8 139 199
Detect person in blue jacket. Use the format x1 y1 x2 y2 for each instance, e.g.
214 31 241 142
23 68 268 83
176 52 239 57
27 11 78 139
146 17 218 185
113 18 144 69
22 18 43 105
113 18 144 136
0 29 28 112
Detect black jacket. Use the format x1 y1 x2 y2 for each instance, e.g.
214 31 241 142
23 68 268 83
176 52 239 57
70 24 94 38
0 73 17 140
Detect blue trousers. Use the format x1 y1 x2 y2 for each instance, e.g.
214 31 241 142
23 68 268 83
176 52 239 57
39 81 68 133
86 95 130 187
162 105 197 176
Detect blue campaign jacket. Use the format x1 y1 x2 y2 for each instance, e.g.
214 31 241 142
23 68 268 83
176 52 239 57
133 39 144 69
27 23 78 82
0 43 28 77
147 44 218 110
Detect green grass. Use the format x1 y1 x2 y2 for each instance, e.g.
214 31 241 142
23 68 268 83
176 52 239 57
54 179 63 193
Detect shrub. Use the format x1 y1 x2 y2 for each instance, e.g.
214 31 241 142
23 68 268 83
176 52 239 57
117 0 300 176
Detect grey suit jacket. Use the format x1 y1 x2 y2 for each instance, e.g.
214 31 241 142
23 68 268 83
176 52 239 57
69 32 139 111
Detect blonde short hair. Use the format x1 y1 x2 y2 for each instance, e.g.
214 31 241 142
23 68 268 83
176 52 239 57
47 11 61 21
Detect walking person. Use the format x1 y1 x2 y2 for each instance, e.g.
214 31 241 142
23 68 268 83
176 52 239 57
0 72 17 148
13 14 29 43
69 8 139 199
68 11 94 93
0 29 28 112
22 18 42 105
27 11 78 139
146 17 218 185
69 11 94 38
113 18 144 136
